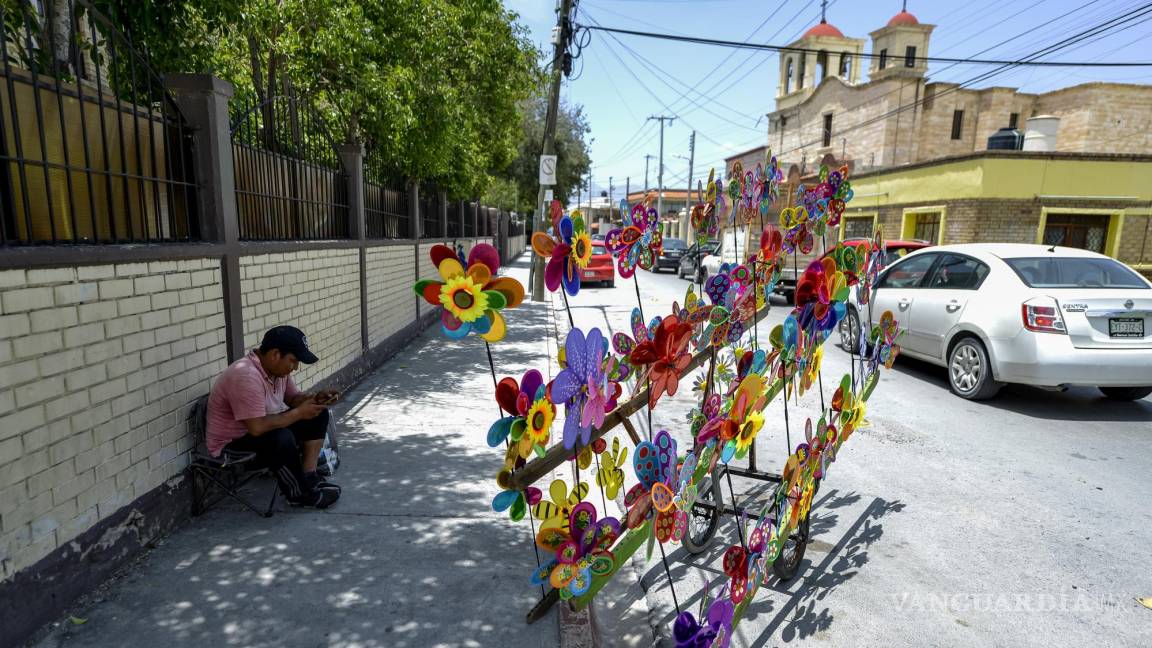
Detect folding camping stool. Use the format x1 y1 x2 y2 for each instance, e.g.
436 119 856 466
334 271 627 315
187 396 279 518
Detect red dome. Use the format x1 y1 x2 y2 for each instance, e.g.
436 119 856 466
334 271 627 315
803 20 845 39
887 10 919 26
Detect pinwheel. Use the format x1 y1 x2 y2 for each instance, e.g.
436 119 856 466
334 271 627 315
532 202 592 296
868 309 902 373
532 503 618 598
532 479 590 531
491 484 542 522
623 431 686 543
699 267 758 348
628 316 693 409
672 596 736 648
551 327 609 448
595 437 628 500
697 373 768 462
488 369 553 459
414 243 524 342
605 199 663 278
611 307 661 369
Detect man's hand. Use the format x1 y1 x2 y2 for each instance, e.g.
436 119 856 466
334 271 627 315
293 400 327 420
313 389 340 406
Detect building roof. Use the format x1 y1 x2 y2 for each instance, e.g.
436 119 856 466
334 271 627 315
803 20 845 39
887 10 919 26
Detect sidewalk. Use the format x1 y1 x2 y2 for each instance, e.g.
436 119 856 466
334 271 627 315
29 253 563 648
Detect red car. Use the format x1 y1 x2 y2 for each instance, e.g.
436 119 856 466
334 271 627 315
827 238 933 267
580 242 616 288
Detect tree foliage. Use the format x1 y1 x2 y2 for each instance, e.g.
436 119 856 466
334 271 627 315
90 0 540 198
487 92 591 212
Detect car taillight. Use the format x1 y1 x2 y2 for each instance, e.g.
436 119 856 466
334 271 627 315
1021 301 1066 334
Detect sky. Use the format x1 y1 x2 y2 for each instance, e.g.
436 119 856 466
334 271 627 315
501 0 1152 202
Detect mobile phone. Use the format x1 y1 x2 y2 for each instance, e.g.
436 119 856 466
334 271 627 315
317 392 339 405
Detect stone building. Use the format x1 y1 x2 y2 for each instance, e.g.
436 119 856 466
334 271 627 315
760 6 1152 171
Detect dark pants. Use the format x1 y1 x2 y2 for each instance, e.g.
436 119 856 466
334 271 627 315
226 410 329 498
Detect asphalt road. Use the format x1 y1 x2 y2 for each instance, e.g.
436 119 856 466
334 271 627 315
558 264 1152 648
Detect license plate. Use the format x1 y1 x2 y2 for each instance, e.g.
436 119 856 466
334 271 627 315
1108 317 1144 338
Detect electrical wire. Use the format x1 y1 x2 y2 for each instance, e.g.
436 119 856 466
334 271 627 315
577 21 1152 67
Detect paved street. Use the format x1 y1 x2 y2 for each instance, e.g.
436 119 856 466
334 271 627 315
561 264 1152 647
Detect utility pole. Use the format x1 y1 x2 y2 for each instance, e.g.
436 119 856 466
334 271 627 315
649 115 675 221
643 155 654 193
531 0 575 302
625 177 630 208
587 169 593 215
686 130 696 218
608 176 614 222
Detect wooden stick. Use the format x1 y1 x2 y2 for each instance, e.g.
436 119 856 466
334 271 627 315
509 303 777 491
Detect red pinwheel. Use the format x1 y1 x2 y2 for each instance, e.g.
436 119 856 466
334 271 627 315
628 315 692 409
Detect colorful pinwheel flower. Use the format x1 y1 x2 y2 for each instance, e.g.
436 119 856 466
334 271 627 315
672 597 735 648
551 327 609 449
532 479 590 531
532 202 591 296
488 369 553 459
532 505 620 599
605 197 663 278
623 431 686 545
696 373 768 462
628 316 692 409
413 243 524 342
491 484 542 522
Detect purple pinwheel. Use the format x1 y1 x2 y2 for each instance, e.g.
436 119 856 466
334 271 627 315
551 327 608 449
605 202 662 278
671 596 736 648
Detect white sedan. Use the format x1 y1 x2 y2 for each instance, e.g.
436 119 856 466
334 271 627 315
839 243 1152 400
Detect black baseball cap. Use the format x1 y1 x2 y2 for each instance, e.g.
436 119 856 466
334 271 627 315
260 325 318 364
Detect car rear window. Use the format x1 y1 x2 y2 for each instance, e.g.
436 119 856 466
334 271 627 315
592 244 607 255
1005 257 1149 289
663 239 687 250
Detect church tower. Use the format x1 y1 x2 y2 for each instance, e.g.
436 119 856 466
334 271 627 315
868 2 934 81
775 0 865 110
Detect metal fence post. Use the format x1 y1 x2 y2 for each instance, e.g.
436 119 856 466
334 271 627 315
471 200 479 239
166 74 245 363
438 189 449 242
337 143 368 352
410 179 421 321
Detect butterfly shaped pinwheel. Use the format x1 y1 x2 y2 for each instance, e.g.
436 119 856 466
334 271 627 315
533 479 590 531
624 431 688 545
595 437 628 500
605 199 663 278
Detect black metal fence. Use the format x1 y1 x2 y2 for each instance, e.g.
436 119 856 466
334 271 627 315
230 95 349 240
364 151 408 239
0 0 198 246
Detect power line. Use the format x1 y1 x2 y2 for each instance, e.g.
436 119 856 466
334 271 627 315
578 22 1152 67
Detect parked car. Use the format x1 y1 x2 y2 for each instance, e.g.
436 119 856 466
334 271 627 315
580 241 616 288
700 228 751 284
678 240 720 280
654 238 688 272
839 243 1152 400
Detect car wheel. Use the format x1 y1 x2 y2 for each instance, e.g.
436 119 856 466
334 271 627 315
948 337 1002 400
1098 386 1152 401
608 279 616 288
838 308 860 353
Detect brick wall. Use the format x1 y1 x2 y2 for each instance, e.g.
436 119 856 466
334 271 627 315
240 249 361 390
366 245 418 348
0 259 226 580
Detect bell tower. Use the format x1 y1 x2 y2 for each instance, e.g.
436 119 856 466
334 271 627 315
776 1 866 109
869 1 934 81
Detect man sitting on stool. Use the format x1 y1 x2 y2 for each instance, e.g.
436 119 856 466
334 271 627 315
206 325 341 509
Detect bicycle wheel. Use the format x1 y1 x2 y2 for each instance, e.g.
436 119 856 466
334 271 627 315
770 512 810 581
682 468 724 554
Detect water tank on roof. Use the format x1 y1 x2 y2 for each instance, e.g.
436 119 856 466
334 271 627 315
987 127 1024 150
1022 115 1060 152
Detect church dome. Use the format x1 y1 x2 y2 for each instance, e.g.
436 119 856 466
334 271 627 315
887 10 919 26
803 20 845 39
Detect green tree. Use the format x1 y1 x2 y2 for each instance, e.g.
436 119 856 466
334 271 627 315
87 0 539 199
488 92 591 212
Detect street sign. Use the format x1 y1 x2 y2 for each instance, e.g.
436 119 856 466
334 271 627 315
539 155 557 186
544 189 554 203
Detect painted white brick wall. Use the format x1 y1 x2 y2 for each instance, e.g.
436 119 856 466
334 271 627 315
365 245 417 348
0 260 226 579
239 249 361 390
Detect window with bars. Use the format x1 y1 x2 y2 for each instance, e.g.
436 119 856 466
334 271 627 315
822 113 833 147
912 212 941 243
1009 112 1019 129
879 49 888 69
1042 213 1110 253
905 46 917 68
842 216 873 239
